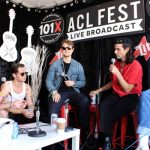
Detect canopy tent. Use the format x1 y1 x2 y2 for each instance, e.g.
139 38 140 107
9 0 74 9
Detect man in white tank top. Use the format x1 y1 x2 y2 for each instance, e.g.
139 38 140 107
0 63 34 119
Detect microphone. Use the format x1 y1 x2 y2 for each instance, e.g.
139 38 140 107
28 100 46 137
61 72 69 80
111 58 116 65
61 72 65 77
1 77 6 83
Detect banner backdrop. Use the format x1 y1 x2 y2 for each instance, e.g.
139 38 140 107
66 0 145 41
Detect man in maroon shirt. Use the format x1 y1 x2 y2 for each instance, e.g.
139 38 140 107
90 37 143 150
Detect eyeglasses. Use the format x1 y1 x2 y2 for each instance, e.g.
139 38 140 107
19 72 28 76
61 47 72 50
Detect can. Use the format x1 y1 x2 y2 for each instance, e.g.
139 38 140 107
91 95 96 105
51 113 58 129
12 122 18 139
28 108 33 112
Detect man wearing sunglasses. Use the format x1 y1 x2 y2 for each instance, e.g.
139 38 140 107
0 63 34 119
46 39 89 143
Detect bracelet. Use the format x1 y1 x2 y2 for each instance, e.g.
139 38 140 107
51 90 58 97
28 105 34 112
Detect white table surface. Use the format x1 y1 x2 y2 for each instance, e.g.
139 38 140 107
8 122 80 150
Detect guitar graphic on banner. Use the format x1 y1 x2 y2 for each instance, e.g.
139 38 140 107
0 9 17 62
20 25 37 75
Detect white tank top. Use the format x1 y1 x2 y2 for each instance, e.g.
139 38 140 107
7 81 26 102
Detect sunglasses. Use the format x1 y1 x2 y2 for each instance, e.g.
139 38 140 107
61 47 72 50
115 38 131 45
19 72 28 76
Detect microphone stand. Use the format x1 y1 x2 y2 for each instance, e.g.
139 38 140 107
64 99 73 132
62 72 73 131
28 100 46 137
65 99 69 128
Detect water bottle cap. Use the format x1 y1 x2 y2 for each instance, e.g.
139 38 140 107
105 137 110 141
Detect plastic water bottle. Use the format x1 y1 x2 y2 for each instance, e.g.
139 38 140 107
12 122 18 139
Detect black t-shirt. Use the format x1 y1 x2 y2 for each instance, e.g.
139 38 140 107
58 62 74 92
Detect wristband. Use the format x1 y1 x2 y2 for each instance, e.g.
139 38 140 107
51 90 58 96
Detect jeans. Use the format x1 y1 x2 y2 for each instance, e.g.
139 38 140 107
100 93 138 137
137 90 150 136
48 90 90 129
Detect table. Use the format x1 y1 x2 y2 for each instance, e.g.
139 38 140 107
8 122 80 150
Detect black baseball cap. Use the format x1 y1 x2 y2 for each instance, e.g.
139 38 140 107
114 37 133 47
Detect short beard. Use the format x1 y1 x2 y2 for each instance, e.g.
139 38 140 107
116 56 121 59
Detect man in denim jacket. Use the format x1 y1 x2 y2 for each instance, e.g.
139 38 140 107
46 39 89 143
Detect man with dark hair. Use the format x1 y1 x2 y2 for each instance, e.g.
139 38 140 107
90 37 143 150
46 39 89 143
0 63 34 119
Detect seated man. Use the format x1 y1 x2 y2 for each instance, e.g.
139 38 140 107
136 90 150 150
46 39 89 143
90 37 143 150
0 63 34 119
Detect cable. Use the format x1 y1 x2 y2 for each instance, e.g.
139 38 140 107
81 73 111 150
124 130 150 150
18 128 28 134
19 124 50 135
80 116 98 150
61 60 97 149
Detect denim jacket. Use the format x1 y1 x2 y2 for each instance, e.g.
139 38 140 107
46 58 86 94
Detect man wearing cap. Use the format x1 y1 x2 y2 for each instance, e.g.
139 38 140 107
90 37 143 150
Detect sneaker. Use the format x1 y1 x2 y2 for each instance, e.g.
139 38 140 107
103 137 111 150
135 147 143 150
